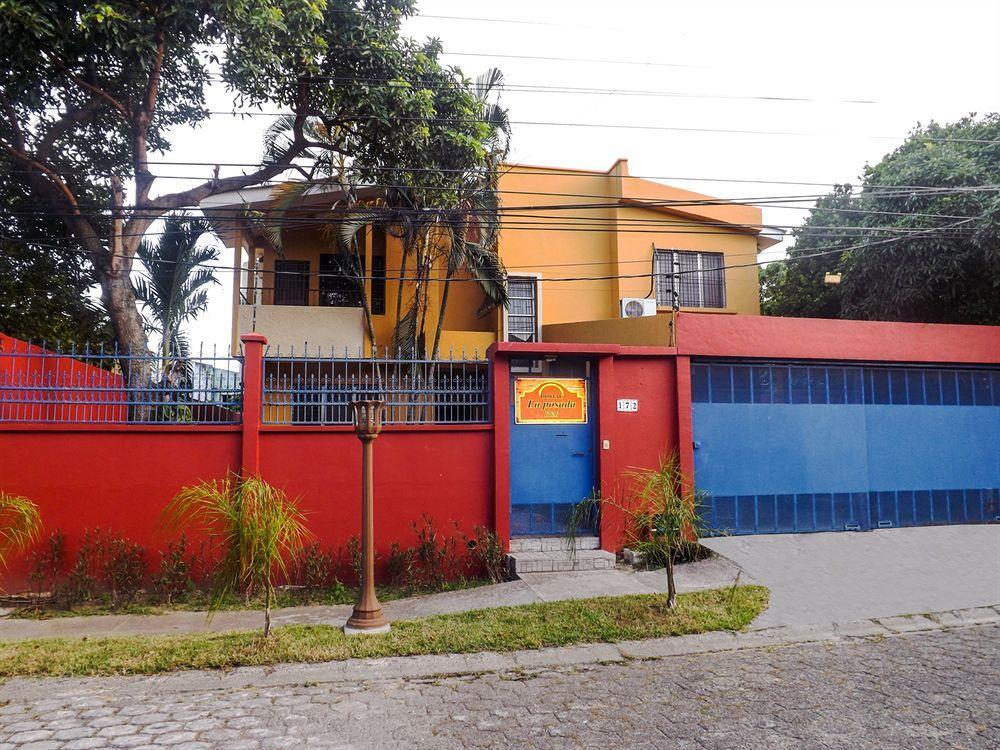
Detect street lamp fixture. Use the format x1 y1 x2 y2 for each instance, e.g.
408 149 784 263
345 399 390 635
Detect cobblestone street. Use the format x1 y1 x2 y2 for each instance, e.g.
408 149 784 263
1 624 997 749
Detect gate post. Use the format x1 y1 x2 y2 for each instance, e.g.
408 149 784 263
240 333 267 476
490 347 511 550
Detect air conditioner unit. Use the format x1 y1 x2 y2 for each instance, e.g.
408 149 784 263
620 297 657 318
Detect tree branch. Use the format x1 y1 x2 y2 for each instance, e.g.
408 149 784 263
45 53 131 120
132 26 166 205
35 94 103 159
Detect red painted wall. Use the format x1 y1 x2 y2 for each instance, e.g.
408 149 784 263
597 356 679 551
0 424 493 591
676 312 1000 364
257 427 494 561
0 427 241 589
0 334 126 422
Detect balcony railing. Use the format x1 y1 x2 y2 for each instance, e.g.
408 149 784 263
262 348 491 426
240 285 373 309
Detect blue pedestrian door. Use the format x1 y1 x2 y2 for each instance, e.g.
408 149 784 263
692 361 1000 536
510 374 596 535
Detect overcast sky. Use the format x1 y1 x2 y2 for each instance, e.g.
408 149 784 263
173 0 1000 351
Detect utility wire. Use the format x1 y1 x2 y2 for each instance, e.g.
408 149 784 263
29 106 999 143
0 218 978 282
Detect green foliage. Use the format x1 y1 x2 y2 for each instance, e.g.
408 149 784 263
28 530 67 598
385 541 416 587
132 215 219 357
411 514 464 588
0 0 504 352
470 526 507 584
163 474 310 636
151 534 212 606
566 454 705 608
762 114 1000 324
291 541 339 600
0 586 769 678
0 491 42 576
54 527 146 609
0 174 111 346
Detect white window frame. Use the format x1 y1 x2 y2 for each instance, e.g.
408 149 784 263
503 273 542 343
653 249 726 309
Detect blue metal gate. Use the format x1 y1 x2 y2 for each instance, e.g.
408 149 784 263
692 361 1000 535
509 377 596 535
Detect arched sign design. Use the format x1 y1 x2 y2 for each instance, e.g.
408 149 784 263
514 378 588 424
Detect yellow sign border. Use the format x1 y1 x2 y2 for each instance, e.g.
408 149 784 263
514 378 588 424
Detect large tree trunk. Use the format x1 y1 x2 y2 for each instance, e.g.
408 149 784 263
100 264 148 355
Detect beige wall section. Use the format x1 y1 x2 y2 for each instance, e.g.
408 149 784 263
236 305 365 354
542 314 673 347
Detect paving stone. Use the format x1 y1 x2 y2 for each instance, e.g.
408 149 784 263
2 624 997 749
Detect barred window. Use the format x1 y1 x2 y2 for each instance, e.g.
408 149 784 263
273 260 310 306
654 250 726 308
506 277 538 342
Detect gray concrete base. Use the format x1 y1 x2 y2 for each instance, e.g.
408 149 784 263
343 622 391 636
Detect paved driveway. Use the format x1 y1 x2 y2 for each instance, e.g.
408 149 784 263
703 524 1000 628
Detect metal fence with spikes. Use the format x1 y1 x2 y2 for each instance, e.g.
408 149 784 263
0 337 243 424
261 345 491 425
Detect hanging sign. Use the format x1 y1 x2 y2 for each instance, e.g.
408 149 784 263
514 378 588 424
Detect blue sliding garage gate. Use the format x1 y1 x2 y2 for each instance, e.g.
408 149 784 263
692 361 1000 535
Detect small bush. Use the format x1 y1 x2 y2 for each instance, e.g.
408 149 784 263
55 528 146 609
471 526 506 583
152 535 197 605
386 541 416 587
103 534 145 608
345 535 363 585
292 542 337 599
411 515 464 588
28 531 67 599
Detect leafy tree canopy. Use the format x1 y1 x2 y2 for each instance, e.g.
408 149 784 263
0 0 501 351
761 114 1000 324
0 174 111 346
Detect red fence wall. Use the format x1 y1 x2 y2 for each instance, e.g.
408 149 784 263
0 334 126 422
0 425 493 591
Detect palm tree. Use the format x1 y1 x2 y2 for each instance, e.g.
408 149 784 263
0 492 42 577
133 215 219 360
429 68 511 359
565 453 704 609
258 69 511 357
163 474 309 637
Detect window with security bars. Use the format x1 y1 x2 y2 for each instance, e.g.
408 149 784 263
274 260 310 305
654 250 726 308
506 277 538 342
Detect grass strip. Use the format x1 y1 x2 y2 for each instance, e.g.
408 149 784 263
0 585 768 679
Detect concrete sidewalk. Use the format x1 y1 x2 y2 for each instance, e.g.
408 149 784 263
0 555 743 641
703 525 1000 627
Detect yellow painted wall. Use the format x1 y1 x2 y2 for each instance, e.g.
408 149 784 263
237 159 765 352
496 161 763 330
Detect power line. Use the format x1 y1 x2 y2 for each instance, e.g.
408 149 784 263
30 106 999 143
8 155 990 192
0 217 978 283
5 200 984 235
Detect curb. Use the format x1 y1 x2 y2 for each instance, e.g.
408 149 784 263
2 605 997 703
